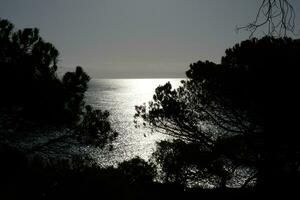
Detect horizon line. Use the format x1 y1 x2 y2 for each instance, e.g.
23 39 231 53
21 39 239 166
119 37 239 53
90 77 186 79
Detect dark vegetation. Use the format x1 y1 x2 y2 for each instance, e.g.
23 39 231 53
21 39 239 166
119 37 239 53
1 1 300 197
1 146 257 199
135 36 300 192
0 19 86 124
0 146 160 199
0 18 117 144
0 18 124 198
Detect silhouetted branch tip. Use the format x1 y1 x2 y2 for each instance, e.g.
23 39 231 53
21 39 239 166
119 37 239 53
237 0 297 38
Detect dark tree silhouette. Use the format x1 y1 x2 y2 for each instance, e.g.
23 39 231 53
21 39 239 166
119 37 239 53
0 18 65 122
0 18 117 149
62 66 90 122
76 105 118 149
238 0 297 37
135 36 300 189
117 157 157 185
0 146 160 199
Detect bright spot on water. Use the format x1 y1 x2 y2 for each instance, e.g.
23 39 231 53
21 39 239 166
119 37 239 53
84 78 183 166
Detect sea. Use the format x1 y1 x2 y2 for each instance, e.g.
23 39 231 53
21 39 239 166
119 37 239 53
84 78 183 166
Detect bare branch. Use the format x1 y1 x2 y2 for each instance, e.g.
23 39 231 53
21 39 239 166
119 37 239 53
237 0 297 38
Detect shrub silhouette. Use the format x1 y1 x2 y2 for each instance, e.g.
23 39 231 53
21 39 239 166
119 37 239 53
136 36 300 189
0 148 161 199
76 105 118 148
0 18 117 149
0 18 89 124
117 157 157 185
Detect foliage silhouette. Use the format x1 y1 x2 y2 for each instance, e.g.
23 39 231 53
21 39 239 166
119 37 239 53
117 157 157 185
62 66 91 122
0 18 117 149
76 105 118 149
0 147 163 199
135 36 300 189
0 18 90 124
0 18 124 198
151 139 234 188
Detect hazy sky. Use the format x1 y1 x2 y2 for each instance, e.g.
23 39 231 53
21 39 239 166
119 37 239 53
1 0 300 78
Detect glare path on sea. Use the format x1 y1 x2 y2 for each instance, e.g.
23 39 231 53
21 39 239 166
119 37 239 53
84 79 182 166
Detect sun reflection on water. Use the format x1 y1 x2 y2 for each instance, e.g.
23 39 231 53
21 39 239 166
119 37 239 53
85 78 183 166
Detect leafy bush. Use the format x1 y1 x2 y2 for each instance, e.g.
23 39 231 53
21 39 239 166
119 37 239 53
0 18 89 124
76 105 118 148
136 37 300 189
0 18 117 149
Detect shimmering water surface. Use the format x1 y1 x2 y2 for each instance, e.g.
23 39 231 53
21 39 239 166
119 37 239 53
85 79 182 165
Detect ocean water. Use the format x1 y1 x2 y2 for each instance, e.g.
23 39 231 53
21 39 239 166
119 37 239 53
84 79 182 166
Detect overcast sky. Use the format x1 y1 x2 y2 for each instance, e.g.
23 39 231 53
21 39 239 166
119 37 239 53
1 0 300 78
